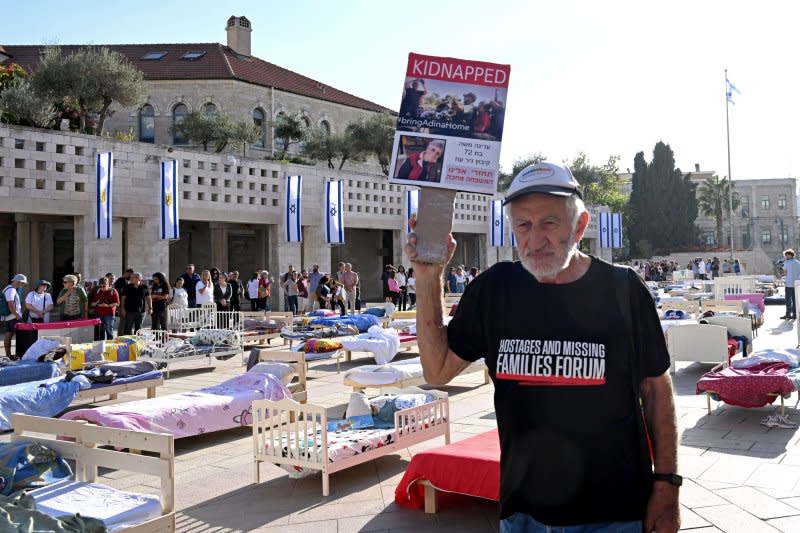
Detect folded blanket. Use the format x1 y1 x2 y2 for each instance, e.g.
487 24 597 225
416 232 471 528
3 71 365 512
340 326 401 364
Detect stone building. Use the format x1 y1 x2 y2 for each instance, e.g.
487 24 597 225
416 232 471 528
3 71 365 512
621 165 800 261
3 16 389 154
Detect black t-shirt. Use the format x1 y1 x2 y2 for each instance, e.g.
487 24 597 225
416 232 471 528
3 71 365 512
447 258 670 525
114 277 128 295
123 284 149 313
150 285 169 313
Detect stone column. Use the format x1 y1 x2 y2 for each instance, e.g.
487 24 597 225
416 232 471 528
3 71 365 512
0 217 12 283
209 222 228 270
14 214 40 281
254 225 269 271
73 215 124 281
477 234 488 270
125 218 169 277
302 223 331 275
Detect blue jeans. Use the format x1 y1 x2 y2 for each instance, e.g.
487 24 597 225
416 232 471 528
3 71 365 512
785 287 796 318
500 513 642 533
99 315 116 340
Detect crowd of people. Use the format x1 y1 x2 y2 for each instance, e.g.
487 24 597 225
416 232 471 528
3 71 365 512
2 259 484 358
631 257 742 281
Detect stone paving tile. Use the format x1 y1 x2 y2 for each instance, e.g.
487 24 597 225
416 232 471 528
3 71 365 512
679 455 719 479
692 504 781 532
680 479 728 508
698 456 762 485
714 486 800 519
747 463 800 491
766 515 800 533
679 505 711 529
781 496 800 510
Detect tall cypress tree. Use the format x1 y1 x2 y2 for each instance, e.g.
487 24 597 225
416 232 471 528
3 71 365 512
629 142 698 256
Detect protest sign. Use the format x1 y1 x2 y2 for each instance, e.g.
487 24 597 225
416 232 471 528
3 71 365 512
389 52 510 194
391 52 510 263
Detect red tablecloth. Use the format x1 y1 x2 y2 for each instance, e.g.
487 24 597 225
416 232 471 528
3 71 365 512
16 319 100 331
395 429 500 509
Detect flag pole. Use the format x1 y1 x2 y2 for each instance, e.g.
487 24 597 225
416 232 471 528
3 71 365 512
725 69 734 263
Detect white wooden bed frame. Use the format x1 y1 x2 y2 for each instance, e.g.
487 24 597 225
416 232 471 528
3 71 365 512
167 302 216 332
11 413 175 533
667 324 730 373
660 300 700 316
46 335 164 403
252 395 450 496
253 348 308 403
139 318 243 376
343 359 491 392
240 311 292 349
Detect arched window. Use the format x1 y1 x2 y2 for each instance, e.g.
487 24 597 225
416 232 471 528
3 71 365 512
203 102 217 117
172 103 188 145
319 120 331 137
252 108 266 148
139 104 155 143
298 116 311 151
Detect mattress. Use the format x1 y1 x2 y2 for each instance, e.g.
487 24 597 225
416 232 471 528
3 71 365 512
30 479 162 532
395 429 500 509
267 427 396 478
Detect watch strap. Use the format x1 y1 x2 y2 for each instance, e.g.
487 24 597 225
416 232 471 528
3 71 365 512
653 473 682 486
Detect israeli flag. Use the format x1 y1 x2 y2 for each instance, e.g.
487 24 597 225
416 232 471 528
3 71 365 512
406 189 419 233
325 179 344 244
490 199 504 247
726 78 741 105
285 175 303 242
611 212 622 248
95 152 113 239
599 212 611 248
160 160 179 240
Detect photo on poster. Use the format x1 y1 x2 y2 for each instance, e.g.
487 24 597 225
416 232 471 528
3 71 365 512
398 77 507 142
393 135 447 184
388 52 510 194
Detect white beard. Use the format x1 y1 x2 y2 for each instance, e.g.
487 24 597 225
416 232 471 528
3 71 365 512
520 241 577 281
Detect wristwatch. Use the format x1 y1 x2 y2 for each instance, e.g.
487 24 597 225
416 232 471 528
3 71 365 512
653 473 683 487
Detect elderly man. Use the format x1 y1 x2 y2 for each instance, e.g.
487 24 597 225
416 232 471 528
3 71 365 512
406 162 680 532
2 274 27 358
341 263 359 313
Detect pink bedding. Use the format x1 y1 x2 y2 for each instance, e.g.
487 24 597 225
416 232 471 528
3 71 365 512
696 361 794 408
61 373 291 438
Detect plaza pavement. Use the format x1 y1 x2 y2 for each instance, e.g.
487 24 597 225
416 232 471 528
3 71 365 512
6 302 800 532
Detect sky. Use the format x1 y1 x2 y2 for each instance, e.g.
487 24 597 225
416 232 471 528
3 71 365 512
5 0 800 180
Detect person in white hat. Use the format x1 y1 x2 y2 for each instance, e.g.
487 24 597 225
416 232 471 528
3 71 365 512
406 162 680 533
2 274 28 358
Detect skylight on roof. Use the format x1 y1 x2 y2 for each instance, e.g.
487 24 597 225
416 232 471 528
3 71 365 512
141 51 167 60
181 51 206 60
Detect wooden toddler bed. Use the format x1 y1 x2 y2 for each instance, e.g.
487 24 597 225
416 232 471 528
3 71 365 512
252 390 450 496
11 413 175 532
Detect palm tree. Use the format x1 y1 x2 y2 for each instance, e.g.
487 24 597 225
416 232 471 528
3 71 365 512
697 175 740 248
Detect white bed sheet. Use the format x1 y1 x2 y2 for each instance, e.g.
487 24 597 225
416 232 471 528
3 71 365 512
30 479 162 532
343 356 425 385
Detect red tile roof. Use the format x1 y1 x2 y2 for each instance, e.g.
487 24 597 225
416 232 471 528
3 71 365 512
1 43 392 113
